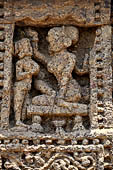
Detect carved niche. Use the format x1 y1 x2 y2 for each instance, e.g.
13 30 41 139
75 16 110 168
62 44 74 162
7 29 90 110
0 0 112 170
10 25 94 133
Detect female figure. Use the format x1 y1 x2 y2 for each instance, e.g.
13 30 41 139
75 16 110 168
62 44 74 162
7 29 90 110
14 38 40 126
24 28 56 106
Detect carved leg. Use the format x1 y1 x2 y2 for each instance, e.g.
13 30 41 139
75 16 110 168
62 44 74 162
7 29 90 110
34 80 56 97
57 99 81 111
14 87 27 126
32 95 55 106
22 93 31 121
57 99 72 111
57 85 67 99
57 85 70 109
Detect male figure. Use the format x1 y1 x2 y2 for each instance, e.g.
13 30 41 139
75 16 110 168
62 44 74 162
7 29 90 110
46 26 81 108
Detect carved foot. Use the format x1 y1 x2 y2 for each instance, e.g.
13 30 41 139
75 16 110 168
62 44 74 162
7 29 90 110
16 120 28 128
10 120 28 132
57 99 72 111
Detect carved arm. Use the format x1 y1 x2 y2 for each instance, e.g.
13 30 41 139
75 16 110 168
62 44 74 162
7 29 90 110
24 28 47 65
34 51 47 65
61 55 75 86
29 59 40 76
16 60 32 81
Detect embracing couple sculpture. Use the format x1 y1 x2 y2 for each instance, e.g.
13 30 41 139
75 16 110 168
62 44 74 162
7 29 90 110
14 26 89 128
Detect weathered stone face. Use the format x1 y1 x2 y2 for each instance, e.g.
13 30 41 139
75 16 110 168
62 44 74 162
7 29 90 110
0 0 112 169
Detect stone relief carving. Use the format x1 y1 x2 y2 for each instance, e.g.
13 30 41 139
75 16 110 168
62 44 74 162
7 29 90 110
3 154 96 170
0 135 112 170
12 26 90 133
0 23 111 169
0 1 112 169
14 38 40 127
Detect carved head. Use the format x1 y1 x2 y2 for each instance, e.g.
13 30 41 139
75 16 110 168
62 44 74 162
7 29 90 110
24 28 39 50
64 26 79 45
24 27 39 42
15 38 33 59
47 26 79 53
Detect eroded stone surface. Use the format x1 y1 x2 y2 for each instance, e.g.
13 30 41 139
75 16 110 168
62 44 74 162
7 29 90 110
0 0 112 169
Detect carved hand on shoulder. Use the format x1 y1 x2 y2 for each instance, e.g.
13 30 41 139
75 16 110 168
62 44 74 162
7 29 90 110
26 73 32 79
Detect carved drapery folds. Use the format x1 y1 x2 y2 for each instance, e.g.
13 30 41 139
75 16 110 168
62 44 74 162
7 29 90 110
0 0 112 169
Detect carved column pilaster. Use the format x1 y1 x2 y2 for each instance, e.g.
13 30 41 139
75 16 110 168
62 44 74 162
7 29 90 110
1 0 14 128
90 25 112 129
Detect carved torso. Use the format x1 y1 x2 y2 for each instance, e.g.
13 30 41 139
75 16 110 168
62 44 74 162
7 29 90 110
47 50 75 84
